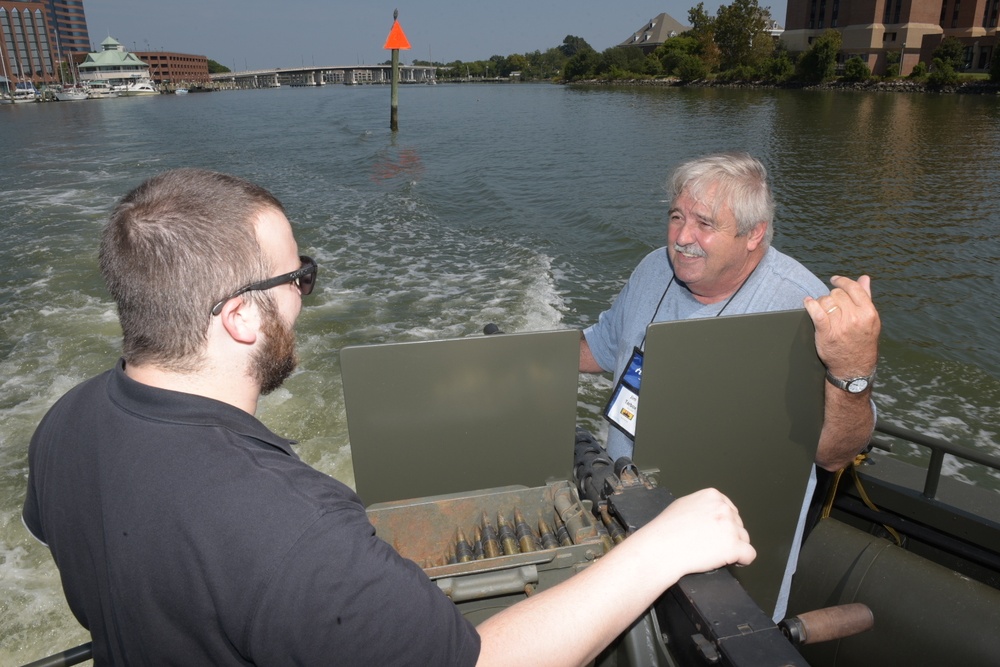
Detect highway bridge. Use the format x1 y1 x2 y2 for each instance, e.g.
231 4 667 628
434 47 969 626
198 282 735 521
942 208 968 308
210 64 437 88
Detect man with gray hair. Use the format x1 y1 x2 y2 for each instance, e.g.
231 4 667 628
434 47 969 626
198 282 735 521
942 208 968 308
580 152 880 618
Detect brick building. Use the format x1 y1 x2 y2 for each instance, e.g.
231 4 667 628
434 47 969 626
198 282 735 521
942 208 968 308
0 1 90 87
0 2 57 85
42 0 89 55
783 0 997 74
133 50 210 84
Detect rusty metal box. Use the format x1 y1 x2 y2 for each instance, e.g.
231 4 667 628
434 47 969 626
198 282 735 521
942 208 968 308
366 480 608 624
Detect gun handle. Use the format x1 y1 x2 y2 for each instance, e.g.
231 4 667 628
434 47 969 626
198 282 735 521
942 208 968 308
781 603 874 645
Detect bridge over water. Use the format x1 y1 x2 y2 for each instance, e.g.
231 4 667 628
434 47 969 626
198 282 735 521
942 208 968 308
210 64 437 88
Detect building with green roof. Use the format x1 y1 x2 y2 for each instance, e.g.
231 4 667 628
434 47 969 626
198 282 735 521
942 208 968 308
77 36 150 84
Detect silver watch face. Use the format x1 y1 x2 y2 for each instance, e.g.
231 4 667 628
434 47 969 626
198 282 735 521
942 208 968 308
847 378 870 393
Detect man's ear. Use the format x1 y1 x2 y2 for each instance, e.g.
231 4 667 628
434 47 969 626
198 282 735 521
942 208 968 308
217 297 259 345
745 222 767 252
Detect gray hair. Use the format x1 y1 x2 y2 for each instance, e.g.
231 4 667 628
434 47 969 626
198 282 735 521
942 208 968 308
667 152 774 248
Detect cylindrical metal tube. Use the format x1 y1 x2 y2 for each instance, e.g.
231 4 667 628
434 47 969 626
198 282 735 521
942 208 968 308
781 603 874 645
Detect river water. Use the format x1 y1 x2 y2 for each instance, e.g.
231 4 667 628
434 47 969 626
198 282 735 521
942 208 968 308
1 83 998 663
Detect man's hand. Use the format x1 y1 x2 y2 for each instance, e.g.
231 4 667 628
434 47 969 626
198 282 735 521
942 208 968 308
804 276 881 471
804 275 880 380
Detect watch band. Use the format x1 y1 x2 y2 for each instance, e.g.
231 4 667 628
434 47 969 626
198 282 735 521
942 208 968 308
826 368 876 393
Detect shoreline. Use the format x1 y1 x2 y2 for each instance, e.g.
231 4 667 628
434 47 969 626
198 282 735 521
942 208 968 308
567 77 1000 95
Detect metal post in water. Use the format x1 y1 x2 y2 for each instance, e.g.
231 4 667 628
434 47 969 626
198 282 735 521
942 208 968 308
383 9 411 132
391 47 399 131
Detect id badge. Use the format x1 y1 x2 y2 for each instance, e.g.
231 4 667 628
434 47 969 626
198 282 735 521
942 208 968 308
604 347 644 439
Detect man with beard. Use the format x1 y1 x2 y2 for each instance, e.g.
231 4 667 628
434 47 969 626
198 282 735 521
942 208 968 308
23 169 756 666
580 152 881 621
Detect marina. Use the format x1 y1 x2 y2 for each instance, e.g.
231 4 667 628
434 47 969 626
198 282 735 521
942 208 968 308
1 82 999 664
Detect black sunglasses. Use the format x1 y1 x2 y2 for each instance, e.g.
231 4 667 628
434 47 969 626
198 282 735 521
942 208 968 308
210 255 318 316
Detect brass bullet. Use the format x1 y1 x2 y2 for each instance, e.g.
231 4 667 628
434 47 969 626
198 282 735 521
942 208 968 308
553 511 573 547
455 527 474 563
538 516 559 550
514 507 537 553
481 512 502 559
498 511 520 556
472 525 485 560
600 506 626 544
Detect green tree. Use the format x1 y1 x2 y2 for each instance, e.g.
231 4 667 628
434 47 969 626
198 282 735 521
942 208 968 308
927 57 960 86
762 45 795 82
595 46 660 78
908 61 928 79
842 56 871 81
207 59 230 74
687 2 716 39
884 50 900 77
559 35 593 58
714 0 772 71
795 29 841 82
684 2 722 73
504 54 530 77
655 35 701 75
676 54 711 81
562 48 600 81
527 47 568 79
933 36 966 71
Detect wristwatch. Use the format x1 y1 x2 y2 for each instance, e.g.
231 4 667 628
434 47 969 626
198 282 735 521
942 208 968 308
826 368 876 394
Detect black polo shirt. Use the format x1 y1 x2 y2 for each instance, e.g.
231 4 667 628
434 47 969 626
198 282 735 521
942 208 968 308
23 360 480 665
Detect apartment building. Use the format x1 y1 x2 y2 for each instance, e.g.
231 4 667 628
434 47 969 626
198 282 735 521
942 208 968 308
0 2 57 85
43 0 89 54
783 0 997 74
134 50 210 84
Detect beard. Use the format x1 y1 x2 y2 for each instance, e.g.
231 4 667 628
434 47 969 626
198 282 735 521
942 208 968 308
250 299 298 395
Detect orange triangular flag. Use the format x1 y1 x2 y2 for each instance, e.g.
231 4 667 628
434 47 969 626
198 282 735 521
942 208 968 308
383 20 412 50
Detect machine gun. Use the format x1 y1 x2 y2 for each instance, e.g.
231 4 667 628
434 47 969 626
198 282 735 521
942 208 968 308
574 428 872 666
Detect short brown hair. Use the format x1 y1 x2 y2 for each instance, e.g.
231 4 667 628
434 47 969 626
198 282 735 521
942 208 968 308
99 169 286 370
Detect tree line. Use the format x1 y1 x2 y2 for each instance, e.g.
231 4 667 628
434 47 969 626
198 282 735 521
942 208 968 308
205 3 999 87
427 0 1000 86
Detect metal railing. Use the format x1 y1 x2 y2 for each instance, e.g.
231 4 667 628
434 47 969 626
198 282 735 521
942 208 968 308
870 421 1000 500
20 642 91 667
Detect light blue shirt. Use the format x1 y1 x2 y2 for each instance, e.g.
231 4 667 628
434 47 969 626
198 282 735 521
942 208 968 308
584 245 828 621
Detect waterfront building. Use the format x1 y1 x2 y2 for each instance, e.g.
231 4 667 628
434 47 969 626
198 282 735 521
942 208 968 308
783 0 997 74
133 50 210 84
618 13 689 54
0 2 58 85
41 0 89 56
76 36 150 87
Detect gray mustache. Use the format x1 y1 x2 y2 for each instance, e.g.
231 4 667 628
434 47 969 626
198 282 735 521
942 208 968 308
673 243 707 258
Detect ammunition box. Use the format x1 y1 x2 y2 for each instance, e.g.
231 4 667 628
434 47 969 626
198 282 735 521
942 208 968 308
367 480 606 624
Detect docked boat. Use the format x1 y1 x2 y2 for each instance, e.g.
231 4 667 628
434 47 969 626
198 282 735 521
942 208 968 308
174 88 189 95
117 78 158 96
12 82 38 103
85 81 118 99
54 86 88 102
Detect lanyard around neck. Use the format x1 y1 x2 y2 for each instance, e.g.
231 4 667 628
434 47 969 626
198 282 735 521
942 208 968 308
639 261 758 351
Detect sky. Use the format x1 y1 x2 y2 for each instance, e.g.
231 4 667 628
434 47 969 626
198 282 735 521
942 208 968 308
83 0 789 72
